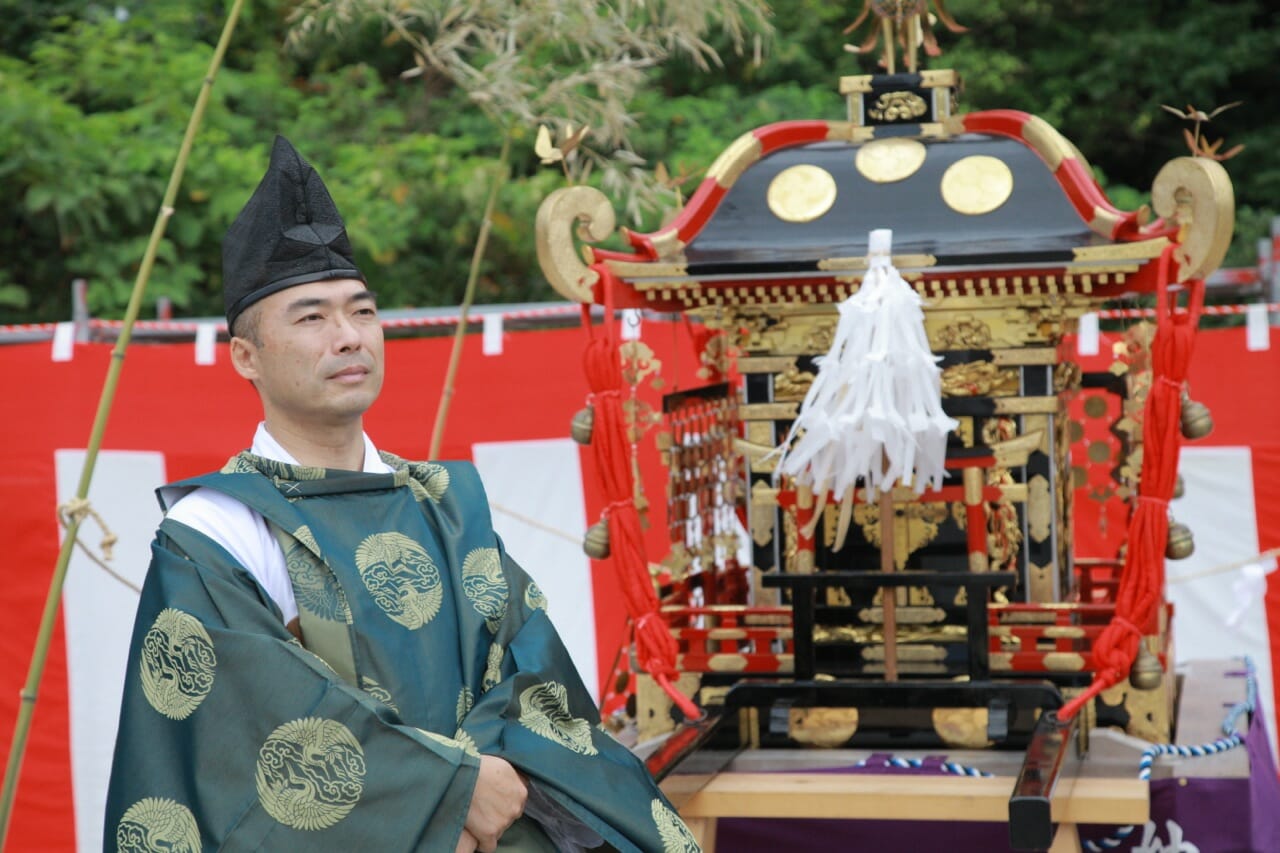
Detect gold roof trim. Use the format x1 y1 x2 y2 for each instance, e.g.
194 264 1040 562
648 229 687 261
840 69 959 94
707 132 764 189
1071 237 1169 263
1019 115 1076 172
818 254 937 271
825 123 877 143
604 259 688 278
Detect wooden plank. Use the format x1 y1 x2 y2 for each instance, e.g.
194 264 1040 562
675 773 1148 826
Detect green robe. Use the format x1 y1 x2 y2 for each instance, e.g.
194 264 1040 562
105 451 698 853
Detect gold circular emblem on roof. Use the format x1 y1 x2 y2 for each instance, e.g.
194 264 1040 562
855 137 927 184
941 155 1014 215
767 164 837 223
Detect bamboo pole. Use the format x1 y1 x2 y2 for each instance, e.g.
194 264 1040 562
0 0 246 843
429 133 513 459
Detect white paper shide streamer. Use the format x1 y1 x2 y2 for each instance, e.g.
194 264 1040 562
775 229 957 508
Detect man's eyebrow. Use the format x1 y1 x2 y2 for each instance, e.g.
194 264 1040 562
284 290 378 313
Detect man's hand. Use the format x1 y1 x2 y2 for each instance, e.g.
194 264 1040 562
454 829 479 853
464 755 528 852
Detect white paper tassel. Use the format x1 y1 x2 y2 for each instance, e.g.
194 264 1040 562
775 229 958 499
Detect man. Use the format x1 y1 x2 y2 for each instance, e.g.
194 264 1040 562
105 136 699 853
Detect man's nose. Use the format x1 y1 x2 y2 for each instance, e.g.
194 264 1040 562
331 313 362 351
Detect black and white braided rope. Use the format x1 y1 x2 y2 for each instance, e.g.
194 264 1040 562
1082 657 1256 852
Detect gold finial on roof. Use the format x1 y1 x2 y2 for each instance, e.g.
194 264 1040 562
842 1 966 74
1159 102 1245 162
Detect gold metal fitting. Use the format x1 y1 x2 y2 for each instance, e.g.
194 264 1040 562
1180 390 1214 440
1130 644 1163 691
1165 519 1195 560
583 518 611 560
571 405 595 445
1173 474 1184 500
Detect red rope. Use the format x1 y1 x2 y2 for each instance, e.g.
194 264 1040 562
1060 248 1203 721
582 272 701 721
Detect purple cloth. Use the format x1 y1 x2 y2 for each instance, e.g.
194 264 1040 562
717 715 1280 852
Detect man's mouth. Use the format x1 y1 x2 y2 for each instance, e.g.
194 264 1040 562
329 365 370 381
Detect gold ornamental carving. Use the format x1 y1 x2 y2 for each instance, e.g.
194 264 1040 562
853 501 952 570
855 137 928 183
941 155 1014 215
933 708 992 749
1151 156 1235 281
1027 475 1052 543
535 186 616 303
867 91 928 122
935 316 993 349
767 164 838 223
788 707 859 747
773 363 816 400
941 361 1019 397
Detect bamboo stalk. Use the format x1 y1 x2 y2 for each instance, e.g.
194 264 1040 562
0 0 246 843
428 133 513 459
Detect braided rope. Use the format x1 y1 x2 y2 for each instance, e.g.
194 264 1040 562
854 755 993 778
1082 658 1256 852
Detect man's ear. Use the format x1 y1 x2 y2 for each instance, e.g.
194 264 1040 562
229 336 260 382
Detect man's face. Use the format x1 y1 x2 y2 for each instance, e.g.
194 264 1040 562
231 278 385 429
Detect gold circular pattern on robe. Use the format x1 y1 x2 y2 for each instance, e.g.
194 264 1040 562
256 717 365 831
360 676 399 714
518 682 598 756
457 686 475 724
482 642 505 692
462 547 509 621
525 581 549 613
406 461 451 503
117 797 201 853
139 608 217 721
940 155 1014 215
766 165 838 223
855 137 928 184
651 798 700 853
287 526 351 623
220 453 257 475
355 532 443 629
416 728 481 758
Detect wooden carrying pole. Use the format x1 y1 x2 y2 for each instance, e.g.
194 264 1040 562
879 486 898 681
0 0 246 844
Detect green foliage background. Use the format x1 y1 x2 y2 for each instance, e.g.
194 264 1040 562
1 0 1276 323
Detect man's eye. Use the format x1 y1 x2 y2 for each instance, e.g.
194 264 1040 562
298 314 322 323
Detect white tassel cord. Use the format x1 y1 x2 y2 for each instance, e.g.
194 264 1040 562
776 231 957 533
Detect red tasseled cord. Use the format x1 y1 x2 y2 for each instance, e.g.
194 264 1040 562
1059 251 1203 722
581 286 702 722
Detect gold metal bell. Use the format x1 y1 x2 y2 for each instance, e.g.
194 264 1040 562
571 406 595 445
1130 644 1163 691
1165 519 1195 560
1180 392 1214 440
583 518 611 559
1173 474 1184 500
